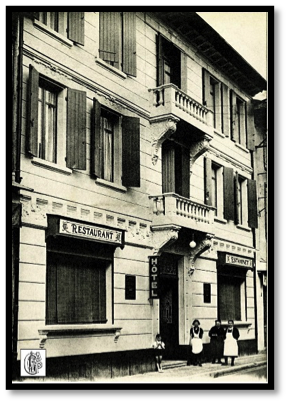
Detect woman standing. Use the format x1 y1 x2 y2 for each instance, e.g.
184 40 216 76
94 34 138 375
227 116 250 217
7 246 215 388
223 320 240 366
209 319 225 364
189 319 204 367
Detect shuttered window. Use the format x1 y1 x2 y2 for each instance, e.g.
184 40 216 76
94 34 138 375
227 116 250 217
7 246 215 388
203 69 222 132
91 102 141 187
204 157 213 206
246 101 255 150
66 88 87 170
230 90 247 146
162 140 190 198
47 253 107 325
157 34 181 88
99 12 136 76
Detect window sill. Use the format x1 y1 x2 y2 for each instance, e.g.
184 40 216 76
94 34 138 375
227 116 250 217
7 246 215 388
31 157 72 175
96 178 127 193
95 57 127 79
236 224 252 232
213 129 226 139
38 324 122 347
235 142 250 153
34 20 73 48
214 217 227 224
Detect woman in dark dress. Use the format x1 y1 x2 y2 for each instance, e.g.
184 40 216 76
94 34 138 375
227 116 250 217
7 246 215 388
209 319 225 364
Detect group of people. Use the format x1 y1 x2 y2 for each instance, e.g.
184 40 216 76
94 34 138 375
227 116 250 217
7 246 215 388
152 319 239 372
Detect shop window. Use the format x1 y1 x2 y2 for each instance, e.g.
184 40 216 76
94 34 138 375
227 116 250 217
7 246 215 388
46 253 107 325
231 91 247 146
26 64 87 170
157 34 181 88
35 12 84 45
218 271 247 322
99 12 136 76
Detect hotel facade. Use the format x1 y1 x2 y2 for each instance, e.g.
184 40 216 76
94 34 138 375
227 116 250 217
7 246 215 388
11 10 267 380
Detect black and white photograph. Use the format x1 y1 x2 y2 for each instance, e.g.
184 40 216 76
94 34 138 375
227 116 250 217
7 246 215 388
7 2 275 394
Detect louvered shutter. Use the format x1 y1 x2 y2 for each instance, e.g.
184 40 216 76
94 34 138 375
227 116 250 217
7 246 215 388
222 83 230 137
162 142 175 193
91 98 101 177
204 157 212 205
157 34 164 86
230 90 238 142
235 172 240 224
122 116 140 187
26 64 39 157
181 147 190 199
123 12 136 76
223 167 235 221
180 52 188 92
99 12 121 68
66 88 87 170
203 69 212 109
247 179 258 228
68 12 85 45
247 101 255 151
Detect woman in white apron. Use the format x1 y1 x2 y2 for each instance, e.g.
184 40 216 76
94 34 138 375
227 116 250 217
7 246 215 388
223 320 240 366
189 319 204 366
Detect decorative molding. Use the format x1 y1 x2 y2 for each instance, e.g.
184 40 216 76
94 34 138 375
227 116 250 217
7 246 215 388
151 224 181 256
150 116 180 165
208 145 253 174
190 134 212 173
188 233 214 276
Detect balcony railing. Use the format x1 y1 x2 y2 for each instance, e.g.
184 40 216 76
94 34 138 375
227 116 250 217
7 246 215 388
149 84 214 134
149 193 215 231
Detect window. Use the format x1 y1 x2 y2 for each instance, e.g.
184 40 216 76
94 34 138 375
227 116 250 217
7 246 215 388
231 91 247 146
35 12 84 45
162 140 190 198
46 253 107 325
204 158 224 217
157 35 181 88
99 12 136 76
125 275 136 300
37 85 58 163
27 64 87 170
91 98 141 187
218 269 247 322
236 175 248 226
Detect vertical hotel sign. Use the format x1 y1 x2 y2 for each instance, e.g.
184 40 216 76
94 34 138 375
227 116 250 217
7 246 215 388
149 256 160 299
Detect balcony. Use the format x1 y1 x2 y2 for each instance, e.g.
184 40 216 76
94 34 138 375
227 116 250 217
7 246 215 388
149 193 216 233
148 84 214 138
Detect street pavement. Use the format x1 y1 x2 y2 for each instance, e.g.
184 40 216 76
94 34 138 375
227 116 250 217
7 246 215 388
100 352 267 384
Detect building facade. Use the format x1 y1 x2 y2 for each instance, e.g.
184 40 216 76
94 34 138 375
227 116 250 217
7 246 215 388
11 10 267 380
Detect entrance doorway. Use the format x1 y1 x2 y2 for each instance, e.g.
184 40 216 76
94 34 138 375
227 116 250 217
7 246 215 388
159 254 179 359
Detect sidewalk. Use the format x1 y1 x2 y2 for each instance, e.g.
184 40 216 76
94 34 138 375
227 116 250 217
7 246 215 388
105 352 267 383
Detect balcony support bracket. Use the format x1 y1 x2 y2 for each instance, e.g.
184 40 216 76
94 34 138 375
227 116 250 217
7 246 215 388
190 134 212 174
150 115 180 165
188 233 214 276
151 224 181 256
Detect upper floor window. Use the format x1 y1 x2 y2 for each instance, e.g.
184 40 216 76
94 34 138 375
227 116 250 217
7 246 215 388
99 12 136 76
236 174 248 226
230 91 247 147
204 158 223 217
35 12 85 45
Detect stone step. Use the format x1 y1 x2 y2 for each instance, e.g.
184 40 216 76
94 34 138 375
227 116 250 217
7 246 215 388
162 360 187 369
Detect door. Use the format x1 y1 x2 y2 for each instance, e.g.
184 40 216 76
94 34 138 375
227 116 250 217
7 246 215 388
159 255 179 359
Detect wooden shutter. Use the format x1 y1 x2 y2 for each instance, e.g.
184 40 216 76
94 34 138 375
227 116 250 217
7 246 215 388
222 83 230 137
91 98 101 177
162 141 175 193
180 52 187 92
230 90 238 142
46 257 57 325
247 179 258 228
235 172 240 225
123 12 136 76
68 12 85 45
157 34 164 86
204 157 212 205
122 116 140 187
202 69 212 109
26 64 39 157
99 12 120 68
181 147 190 198
66 88 87 170
246 101 255 151
223 167 235 221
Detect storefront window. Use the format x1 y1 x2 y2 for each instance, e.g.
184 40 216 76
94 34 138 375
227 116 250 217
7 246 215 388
46 253 107 325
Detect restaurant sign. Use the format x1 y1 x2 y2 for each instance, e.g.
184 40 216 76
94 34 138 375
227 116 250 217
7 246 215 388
225 254 253 268
59 219 123 246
